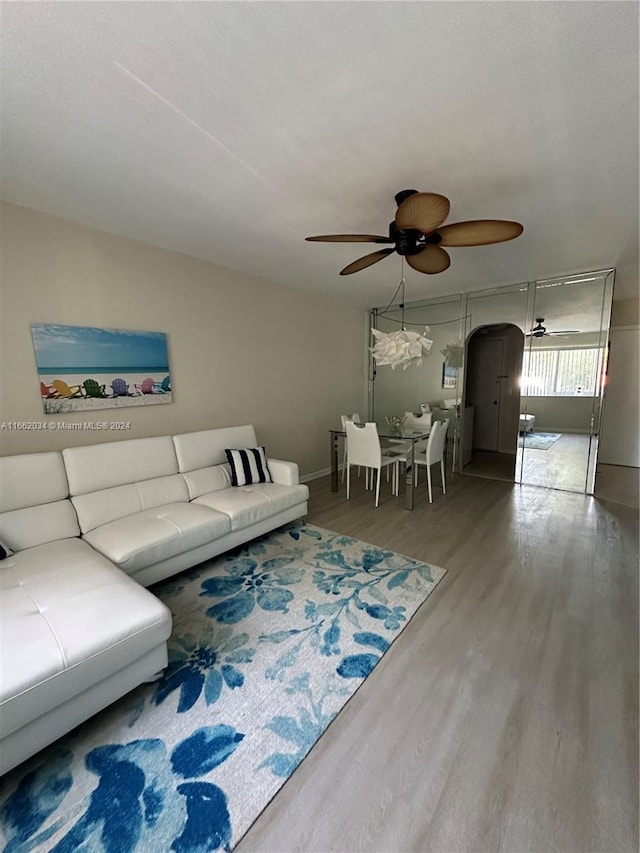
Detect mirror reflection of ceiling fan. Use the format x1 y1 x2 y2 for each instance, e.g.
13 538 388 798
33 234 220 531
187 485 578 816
527 318 580 338
305 190 524 276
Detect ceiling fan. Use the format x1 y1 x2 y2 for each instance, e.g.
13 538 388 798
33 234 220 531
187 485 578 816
305 189 524 276
526 318 580 338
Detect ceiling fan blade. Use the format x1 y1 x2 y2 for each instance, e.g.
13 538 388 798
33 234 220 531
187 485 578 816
339 248 395 276
305 234 393 243
437 220 524 246
395 193 450 234
406 245 451 274
546 330 580 335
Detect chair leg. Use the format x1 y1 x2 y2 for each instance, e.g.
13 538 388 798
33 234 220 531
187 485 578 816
441 459 446 495
341 445 347 484
375 468 381 507
346 464 350 500
427 464 433 504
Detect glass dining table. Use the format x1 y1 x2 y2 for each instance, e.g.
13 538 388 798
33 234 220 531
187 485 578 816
329 423 431 510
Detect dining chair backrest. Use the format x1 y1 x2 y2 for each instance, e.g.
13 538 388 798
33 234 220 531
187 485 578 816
426 420 448 465
341 413 362 430
403 411 432 430
345 421 382 468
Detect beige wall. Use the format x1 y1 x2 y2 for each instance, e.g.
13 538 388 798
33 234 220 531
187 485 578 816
526 396 595 433
598 303 640 468
0 202 367 476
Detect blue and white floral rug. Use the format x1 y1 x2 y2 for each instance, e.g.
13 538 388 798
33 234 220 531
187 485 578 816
518 431 562 450
0 524 446 852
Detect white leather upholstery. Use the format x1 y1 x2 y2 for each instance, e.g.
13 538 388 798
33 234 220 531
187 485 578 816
0 424 307 774
134 504 309 588
0 451 69 512
173 425 258 472
83 502 232 573
63 436 179 495
267 458 300 486
181 464 232 500
72 474 190 534
0 452 79 549
194 482 309 531
1 645 168 777
0 538 171 742
0 500 80 551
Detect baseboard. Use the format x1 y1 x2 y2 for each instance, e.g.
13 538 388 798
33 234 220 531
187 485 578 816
300 467 332 483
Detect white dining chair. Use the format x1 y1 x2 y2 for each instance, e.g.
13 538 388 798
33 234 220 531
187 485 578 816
345 421 399 507
340 413 362 484
386 410 432 459
414 420 449 503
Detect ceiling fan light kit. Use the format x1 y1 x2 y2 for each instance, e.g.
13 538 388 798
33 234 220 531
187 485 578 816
305 189 524 276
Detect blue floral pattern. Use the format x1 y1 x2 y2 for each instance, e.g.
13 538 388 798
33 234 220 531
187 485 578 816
0 524 444 852
154 625 255 713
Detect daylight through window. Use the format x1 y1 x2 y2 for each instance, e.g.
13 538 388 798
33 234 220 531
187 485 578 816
521 348 604 396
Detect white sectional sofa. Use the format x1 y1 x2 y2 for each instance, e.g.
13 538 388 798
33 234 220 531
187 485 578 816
0 425 309 775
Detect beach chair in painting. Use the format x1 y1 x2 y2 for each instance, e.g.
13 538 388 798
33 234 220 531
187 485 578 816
83 379 107 398
52 379 84 398
40 381 59 399
153 376 171 393
111 378 131 397
134 377 155 395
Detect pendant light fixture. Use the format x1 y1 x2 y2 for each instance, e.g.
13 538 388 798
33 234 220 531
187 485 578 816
370 275 433 370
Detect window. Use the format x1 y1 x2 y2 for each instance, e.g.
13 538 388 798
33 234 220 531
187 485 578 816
521 347 604 396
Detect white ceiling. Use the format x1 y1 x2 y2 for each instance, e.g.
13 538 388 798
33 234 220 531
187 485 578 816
1 2 638 307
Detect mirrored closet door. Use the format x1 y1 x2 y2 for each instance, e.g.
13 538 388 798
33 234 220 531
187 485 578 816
518 271 614 493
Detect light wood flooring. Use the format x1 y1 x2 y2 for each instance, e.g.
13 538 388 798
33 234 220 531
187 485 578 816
236 471 639 853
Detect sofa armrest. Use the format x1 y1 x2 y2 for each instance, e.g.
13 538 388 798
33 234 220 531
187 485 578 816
268 458 299 486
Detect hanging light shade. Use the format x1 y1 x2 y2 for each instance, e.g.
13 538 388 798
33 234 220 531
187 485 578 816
441 341 464 368
370 326 433 369
370 273 434 369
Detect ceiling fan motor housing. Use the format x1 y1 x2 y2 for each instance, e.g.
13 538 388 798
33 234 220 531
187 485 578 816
532 318 546 337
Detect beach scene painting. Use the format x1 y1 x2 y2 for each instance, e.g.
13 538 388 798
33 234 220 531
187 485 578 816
31 324 173 413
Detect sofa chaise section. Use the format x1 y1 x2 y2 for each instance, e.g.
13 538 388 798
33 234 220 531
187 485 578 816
0 451 172 776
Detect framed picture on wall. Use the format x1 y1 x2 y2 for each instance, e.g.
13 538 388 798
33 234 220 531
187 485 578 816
31 323 173 413
442 362 457 389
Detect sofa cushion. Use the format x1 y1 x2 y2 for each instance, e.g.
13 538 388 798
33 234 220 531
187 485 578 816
0 500 80 552
0 538 171 739
83 502 231 574
63 436 179 496
194 483 309 531
173 425 258 472
0 452 80 548
181 464 231 500
71 474 190 534
0 451 69 513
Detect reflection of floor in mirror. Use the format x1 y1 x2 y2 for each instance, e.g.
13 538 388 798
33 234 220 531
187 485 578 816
463 434 594 492
518 433 593 492
463 451 515 482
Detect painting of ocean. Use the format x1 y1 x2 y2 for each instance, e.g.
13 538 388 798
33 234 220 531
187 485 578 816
31 324 173 413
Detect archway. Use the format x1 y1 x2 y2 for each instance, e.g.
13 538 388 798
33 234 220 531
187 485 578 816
461 323 524 481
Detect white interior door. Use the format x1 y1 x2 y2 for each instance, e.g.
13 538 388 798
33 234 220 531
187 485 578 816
469 338 504 451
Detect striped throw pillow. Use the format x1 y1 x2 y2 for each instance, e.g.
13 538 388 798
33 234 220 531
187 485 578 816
225 447 273 487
